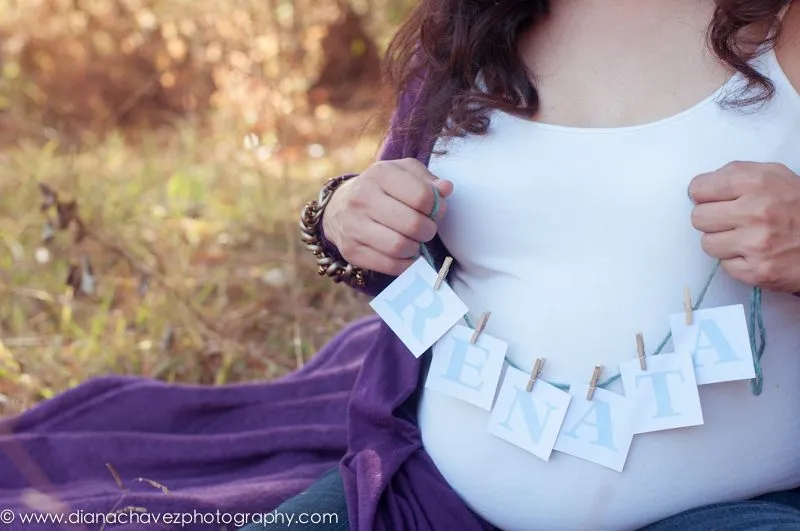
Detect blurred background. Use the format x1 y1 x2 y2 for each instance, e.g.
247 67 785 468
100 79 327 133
0 0 416 416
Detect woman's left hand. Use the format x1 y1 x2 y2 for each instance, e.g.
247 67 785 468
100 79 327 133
689 161 800 293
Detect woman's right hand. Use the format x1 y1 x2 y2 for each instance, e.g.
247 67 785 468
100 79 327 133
322 158 454 277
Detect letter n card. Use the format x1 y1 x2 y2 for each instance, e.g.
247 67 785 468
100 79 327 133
487 366 571 461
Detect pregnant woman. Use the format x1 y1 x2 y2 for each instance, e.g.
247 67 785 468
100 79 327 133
294 0 800 529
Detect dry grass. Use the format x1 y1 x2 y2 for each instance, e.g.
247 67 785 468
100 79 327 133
0 109 384 416
0 0 410 416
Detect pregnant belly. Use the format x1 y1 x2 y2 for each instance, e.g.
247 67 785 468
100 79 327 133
417 291 800 531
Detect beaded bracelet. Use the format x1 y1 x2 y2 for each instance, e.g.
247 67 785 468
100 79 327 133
299 174 367 288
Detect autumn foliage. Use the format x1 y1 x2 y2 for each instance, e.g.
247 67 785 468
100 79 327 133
0 0 394 145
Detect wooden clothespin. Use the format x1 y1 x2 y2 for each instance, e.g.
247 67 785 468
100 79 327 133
470 311 491 344
636 332 647 371
526 358 545 392
586 365 604 401
433 256 454 290
683 286 694 326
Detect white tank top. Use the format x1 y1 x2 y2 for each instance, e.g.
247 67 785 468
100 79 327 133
418 47 800 530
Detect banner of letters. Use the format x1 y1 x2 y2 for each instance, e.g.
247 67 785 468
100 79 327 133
369 257 757 472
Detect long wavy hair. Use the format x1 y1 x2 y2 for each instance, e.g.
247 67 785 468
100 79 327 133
383 0 792 145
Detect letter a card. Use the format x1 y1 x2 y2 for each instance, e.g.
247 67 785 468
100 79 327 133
554 384 634 472
619 353 703 435
370 256 468 357
669 305 755 385
426 325 508 410
487 366 571 461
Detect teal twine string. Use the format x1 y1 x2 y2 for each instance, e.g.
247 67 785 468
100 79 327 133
423 186 766 395
428 185 442 220
749 286 766 395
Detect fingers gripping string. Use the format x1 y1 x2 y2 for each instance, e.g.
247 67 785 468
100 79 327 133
420 187 765 395
428 184 442 221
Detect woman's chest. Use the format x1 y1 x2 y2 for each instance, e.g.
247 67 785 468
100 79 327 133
429 107 800 268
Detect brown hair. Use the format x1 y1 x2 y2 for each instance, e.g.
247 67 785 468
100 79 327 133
383 0 791 143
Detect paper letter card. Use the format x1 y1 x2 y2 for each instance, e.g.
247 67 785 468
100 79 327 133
619 352 703 435
370 256 468 357
487 366 571 461
426 325 508 410
554 385 634 472
669 304 755 385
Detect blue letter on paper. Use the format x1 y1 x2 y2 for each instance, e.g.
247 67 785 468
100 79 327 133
635 369 684 419
620 353 703 434
384 272 443 343
554 386 634 471
426 325 507 410
561 397 617 451
370 257 469 357
691 319 741 367
488 366 571 460
440 336 488 391
669 305 755 385
499 388 558 445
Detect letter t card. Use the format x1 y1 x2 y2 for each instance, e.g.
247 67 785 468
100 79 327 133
619 352 704 434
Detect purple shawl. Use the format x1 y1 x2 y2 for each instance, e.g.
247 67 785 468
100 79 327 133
0 86 491 530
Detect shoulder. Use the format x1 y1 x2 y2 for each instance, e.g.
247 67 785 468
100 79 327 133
775 1 800 92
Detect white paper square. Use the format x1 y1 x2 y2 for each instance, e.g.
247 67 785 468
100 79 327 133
370 256 468 357
669 304 755 385
554 384 634 472
487 366 571 461
425 325 507 410
620 352 703 434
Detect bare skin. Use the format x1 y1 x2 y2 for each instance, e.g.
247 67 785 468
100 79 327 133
324 1 800 292
322 159 453 277
519 0 731 128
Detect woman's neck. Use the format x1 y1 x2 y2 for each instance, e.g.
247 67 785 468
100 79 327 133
516 0 756 128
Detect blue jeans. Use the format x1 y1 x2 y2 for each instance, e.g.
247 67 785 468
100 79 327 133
240 467 800 530
641 489 800 531
238 467 349 531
